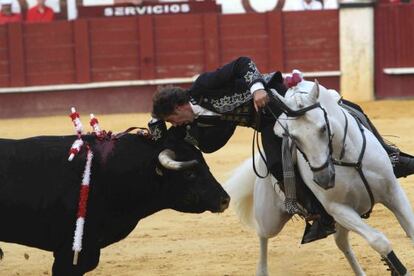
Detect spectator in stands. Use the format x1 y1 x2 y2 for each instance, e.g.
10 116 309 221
283 0 323 11
0 0 22 24
11 0 21 13
323 0 338 9
26 0 54 22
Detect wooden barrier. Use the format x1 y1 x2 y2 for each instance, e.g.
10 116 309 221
375 3 414 98
0 11 340 117
0 11 339 87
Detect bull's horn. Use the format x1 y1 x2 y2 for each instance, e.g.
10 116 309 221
158 149 198 170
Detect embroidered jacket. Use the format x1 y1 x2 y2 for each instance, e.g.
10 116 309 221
150 56 286 153
189 56 264 113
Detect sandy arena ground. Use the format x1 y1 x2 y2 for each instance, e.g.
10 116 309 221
0 100 414 276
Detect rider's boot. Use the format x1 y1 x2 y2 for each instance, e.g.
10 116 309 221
294 176 336 244
341 99 414 179
301 212 336 244
392 151 414 178
361 114 414 178
383 143 414 178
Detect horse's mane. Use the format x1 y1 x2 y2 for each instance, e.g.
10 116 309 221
286 80 342 110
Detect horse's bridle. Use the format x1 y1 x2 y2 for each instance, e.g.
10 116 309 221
268 94 374 218
267 98 335 173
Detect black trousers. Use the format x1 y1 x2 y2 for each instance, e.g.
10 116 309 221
260 118 284 182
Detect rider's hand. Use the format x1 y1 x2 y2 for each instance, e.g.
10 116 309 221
253 89 269 111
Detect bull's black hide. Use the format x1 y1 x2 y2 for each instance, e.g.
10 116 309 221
0 134 229 275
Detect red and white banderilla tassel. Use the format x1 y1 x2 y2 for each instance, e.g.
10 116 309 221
72 147 93 265
70 107 84 137
68 139 84 162
89 114 102 137
68 107 84 162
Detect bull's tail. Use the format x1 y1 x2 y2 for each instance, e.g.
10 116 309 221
223 157 258 230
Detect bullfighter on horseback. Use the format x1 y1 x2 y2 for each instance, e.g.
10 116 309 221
148 56 414 243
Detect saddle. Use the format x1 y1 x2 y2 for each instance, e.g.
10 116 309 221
340 101 414 178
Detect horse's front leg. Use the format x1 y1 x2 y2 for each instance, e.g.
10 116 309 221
254 177 291 276
334 223 366 276
328 203 409 276
381 179 414 243
256 236 269 276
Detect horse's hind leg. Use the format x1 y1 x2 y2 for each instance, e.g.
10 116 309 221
334 223 365 276
382 181 414 242
329 204 409 275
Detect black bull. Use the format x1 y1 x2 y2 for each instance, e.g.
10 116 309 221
0 133 230 275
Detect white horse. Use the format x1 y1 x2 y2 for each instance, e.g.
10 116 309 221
224 80 414 276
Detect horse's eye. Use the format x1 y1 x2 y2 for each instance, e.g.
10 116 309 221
320 125 327 134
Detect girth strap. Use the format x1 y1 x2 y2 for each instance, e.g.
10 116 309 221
333 115 374 219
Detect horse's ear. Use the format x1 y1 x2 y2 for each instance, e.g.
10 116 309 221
269 88 288 104
309 79 320 102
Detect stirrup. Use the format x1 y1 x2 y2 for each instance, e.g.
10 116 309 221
388 150 400 167
301 220 336 244
284 198 308 217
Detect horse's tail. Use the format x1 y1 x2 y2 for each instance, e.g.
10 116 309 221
224 157 258 230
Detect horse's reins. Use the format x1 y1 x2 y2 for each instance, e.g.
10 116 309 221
252 110 270 178
267 94 374 218
251 99 329 177
269 97 335 173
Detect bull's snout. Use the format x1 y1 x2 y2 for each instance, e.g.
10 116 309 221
219 195 230 212
313 161 335 190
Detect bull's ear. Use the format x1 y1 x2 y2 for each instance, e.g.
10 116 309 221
309 79 320 103
155 166 163 176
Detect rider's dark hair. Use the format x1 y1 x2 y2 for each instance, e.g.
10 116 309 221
152 86 190 119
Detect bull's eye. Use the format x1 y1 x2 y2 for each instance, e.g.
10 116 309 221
183 170 197 180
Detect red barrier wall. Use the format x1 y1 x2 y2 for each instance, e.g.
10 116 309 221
0 86 153 118
0 26 10 86
0 10 339 118
375 3 414 98
0 10 339 87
